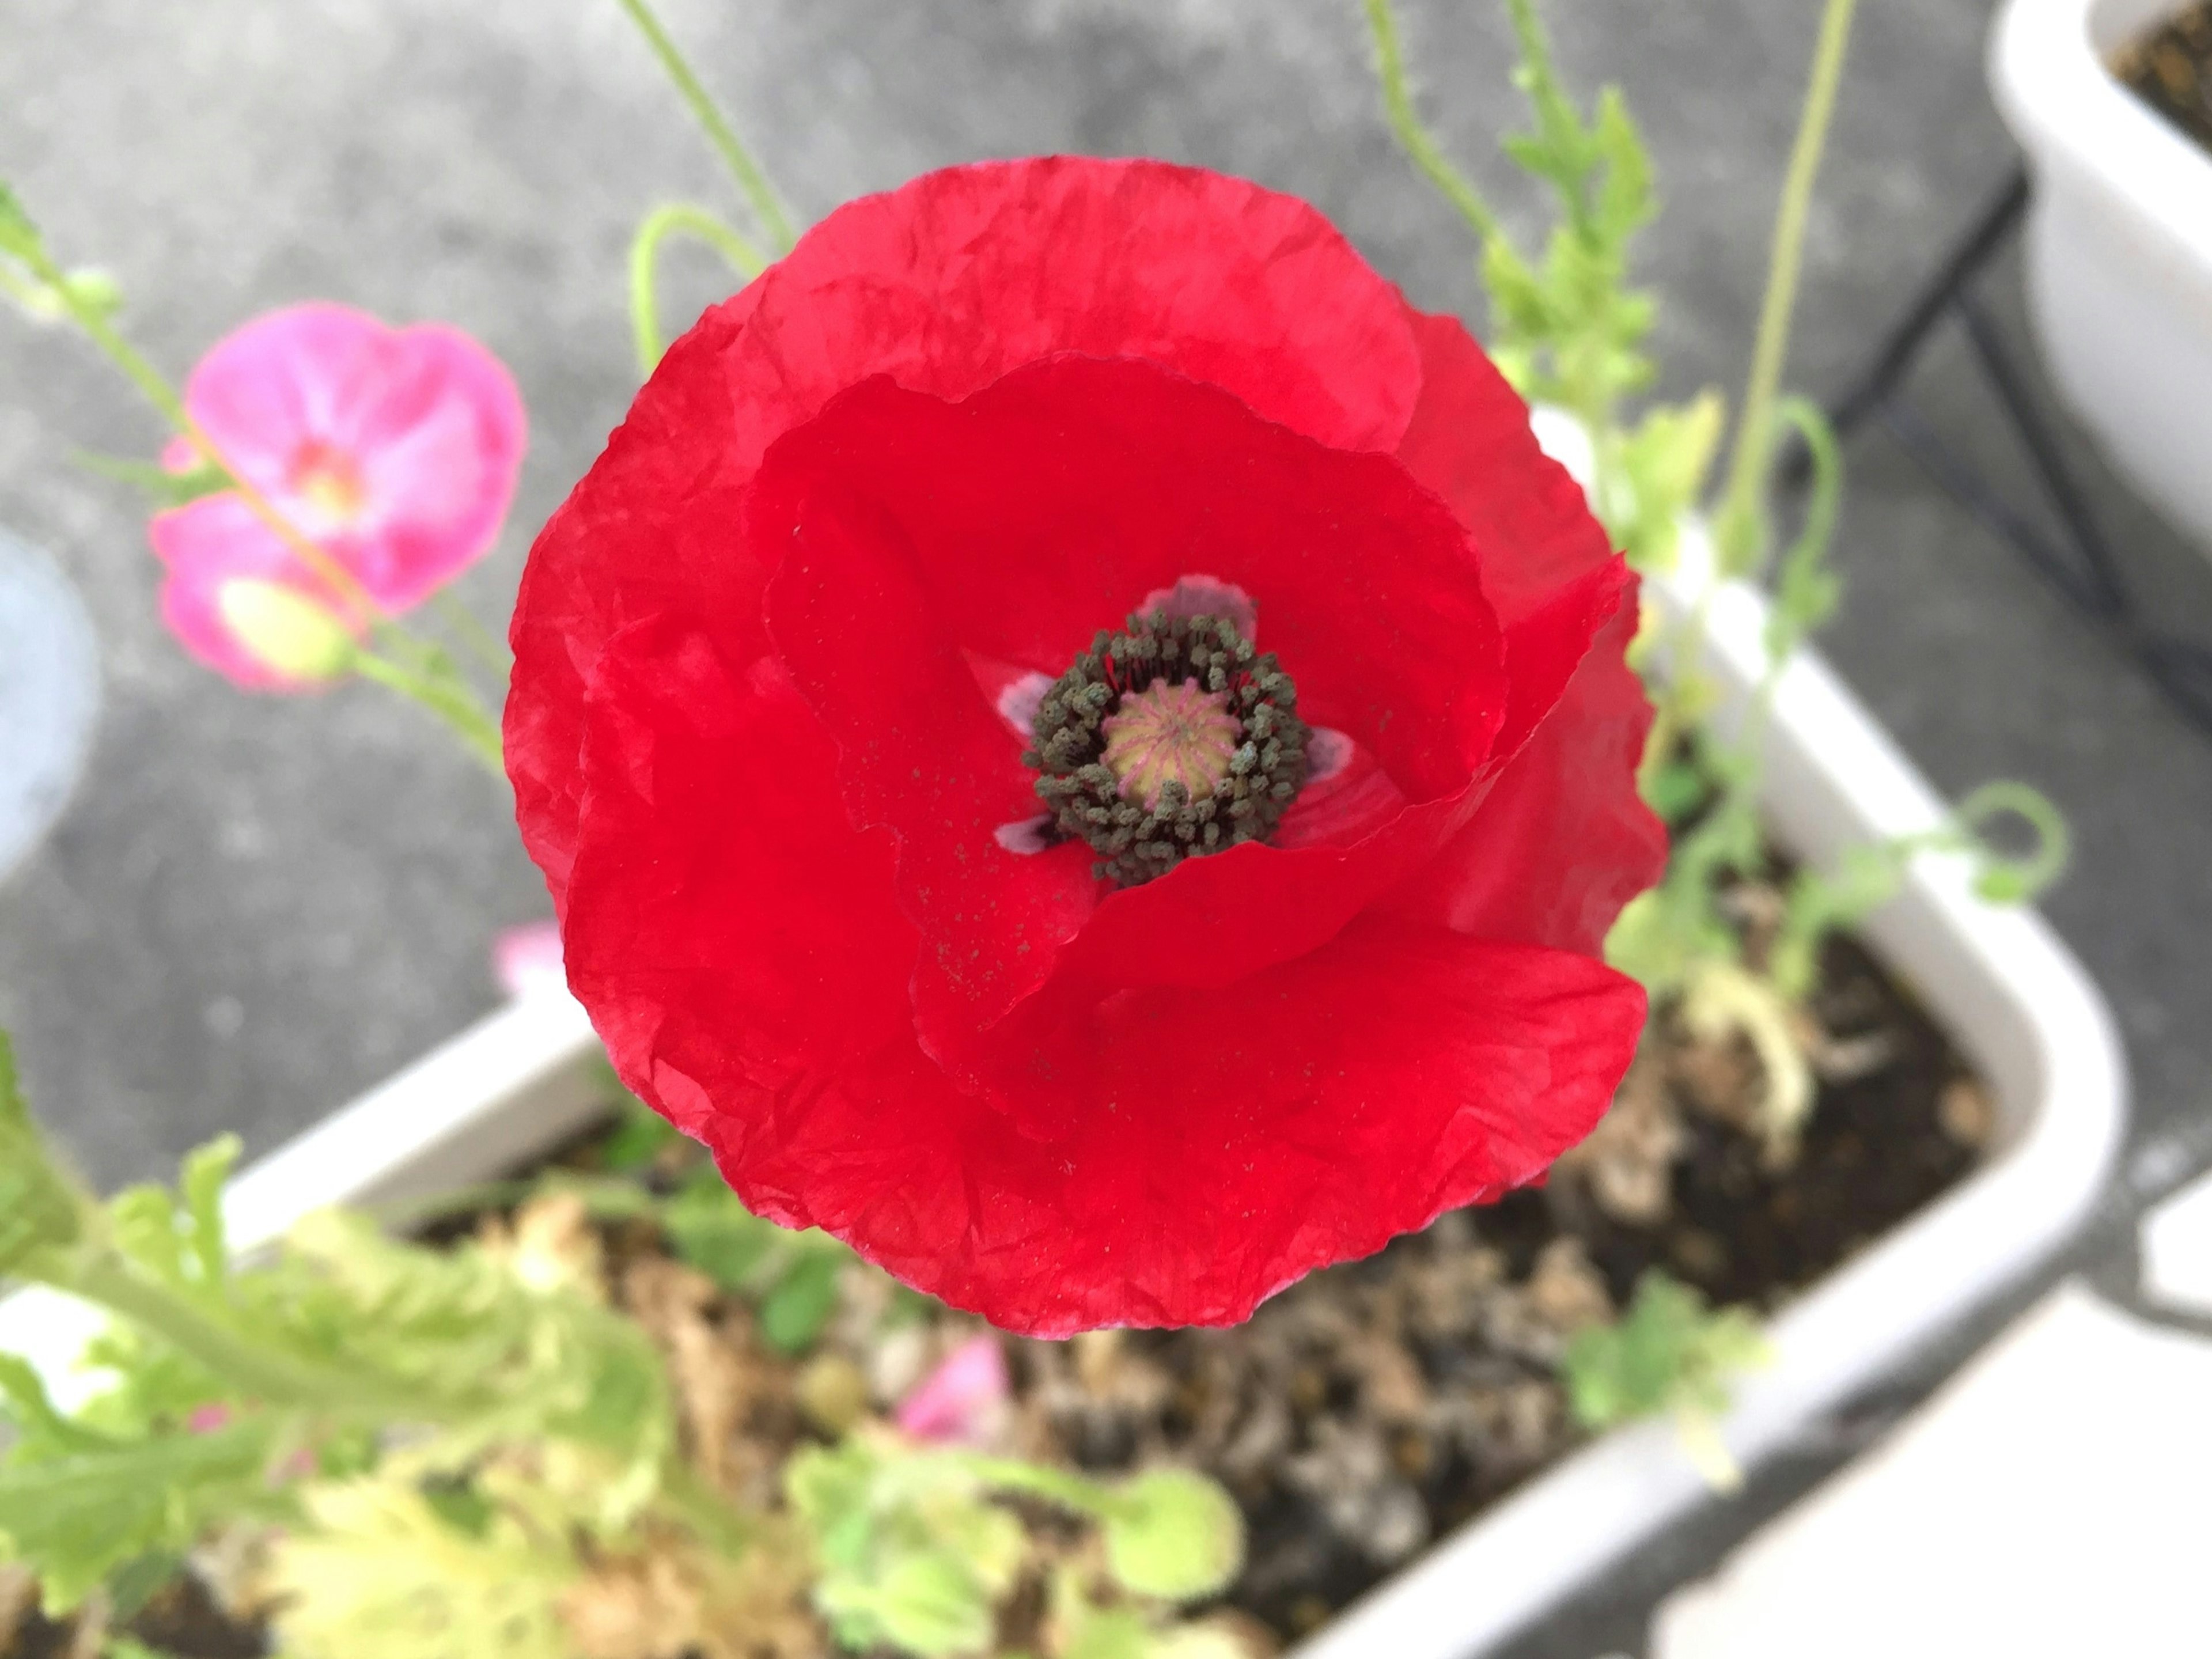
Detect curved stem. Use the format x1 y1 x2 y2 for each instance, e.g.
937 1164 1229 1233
615 0 796 252
628 201 768 376
432 589 511 676
353 650 507 775
1955 781 2071 901
1362 0 1508 245
1713 0 1859 575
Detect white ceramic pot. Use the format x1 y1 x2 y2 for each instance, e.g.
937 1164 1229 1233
1991 0 2212 550
0 535 2128 1655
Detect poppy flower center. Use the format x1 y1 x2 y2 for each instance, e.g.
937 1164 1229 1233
1025 610 1310 887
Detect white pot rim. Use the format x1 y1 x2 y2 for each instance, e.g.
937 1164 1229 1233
1992 0 2212 270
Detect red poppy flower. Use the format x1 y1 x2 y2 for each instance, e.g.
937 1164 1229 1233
507 157 1664 1336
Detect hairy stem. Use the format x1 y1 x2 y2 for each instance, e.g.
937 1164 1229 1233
1713 0 1858 575
628 201 768 375
615 0 796 252
40 1251 384 1418
1362 0 1508 245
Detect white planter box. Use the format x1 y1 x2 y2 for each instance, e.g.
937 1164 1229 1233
1991 0 2212 549
0 535 2126 1655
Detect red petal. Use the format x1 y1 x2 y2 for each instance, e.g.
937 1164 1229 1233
1384 589 1666 956
560 615 916 1166
510 160 1421 907
507 294 767 906
1395 306 1617 630
747 358 1509 1059
760 478 1103 1054
910 921 1646 1334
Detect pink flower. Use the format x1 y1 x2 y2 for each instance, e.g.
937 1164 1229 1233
493 919 566 999
893 1335 1011 1445
149 302 525 689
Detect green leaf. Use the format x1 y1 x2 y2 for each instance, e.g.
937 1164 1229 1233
0 1416 283 1612
0 1353 109 1457
104 1549 185 1622
180 1135 238 1289
0 1031 84 1277
270 1478 577 1659
597 1095 682 1172
758 1249 841 1354
868 1551 999 1657
661 1179 779 1289
1560 1271 1767 1432
1101 1469 1244 1604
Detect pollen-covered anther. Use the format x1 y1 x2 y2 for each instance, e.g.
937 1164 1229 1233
1024 607 1310 887
1101 678 1242 809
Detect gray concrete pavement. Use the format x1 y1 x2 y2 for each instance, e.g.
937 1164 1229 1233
6 0 2212 1648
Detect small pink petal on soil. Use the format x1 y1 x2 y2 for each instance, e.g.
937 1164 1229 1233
893 1334 1010 1445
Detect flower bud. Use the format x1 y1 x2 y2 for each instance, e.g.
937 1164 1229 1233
215 579 355 684
1101 1469 1244 1604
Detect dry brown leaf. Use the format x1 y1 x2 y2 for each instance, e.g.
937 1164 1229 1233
624 1256 755 1492
1558 1050 1684 1226
0 1565 38 1655
1525 1238 1613 1334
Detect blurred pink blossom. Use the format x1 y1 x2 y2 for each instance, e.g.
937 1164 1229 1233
494 919 566 999
185 1403 233 1434
893 1334 1010 1445
149 302 525 689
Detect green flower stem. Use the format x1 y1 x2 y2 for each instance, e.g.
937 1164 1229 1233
431 589 511 676
615 0 795 252
628 201 768 376
1713 0 1859 575
0 259 54 313
1362 0 1509 245
353 649 507 776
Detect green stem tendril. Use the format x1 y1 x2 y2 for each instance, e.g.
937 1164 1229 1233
1954 781 2071 903
627 201 769 376
1362 0 1509 245
1712 0 1859 577
614 0 796 253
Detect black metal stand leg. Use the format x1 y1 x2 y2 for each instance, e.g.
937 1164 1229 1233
1780 162 2212 742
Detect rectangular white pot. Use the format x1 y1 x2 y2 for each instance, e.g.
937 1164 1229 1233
1991 0 2212 550
0 548 2127 1655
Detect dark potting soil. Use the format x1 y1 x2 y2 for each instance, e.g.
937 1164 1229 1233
4 909 1986 1659
2116 2 2212 151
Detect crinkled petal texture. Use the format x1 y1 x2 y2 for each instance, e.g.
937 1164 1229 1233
512 157 1665 1335
149 302 525 688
